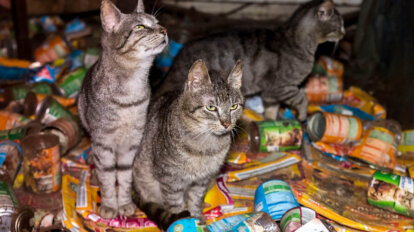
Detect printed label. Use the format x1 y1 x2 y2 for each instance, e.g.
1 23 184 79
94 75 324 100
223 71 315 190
322 113 361 144
259 120 302 152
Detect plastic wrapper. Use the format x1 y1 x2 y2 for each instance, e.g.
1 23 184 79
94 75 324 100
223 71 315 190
35 36 70 64
399 130 414 159
0 110 30 130
33 65 56 83
312 141 350 162
203 176 234 213
316 56 344 78
342 87 386 119
245 96 265 115
307 104 375 121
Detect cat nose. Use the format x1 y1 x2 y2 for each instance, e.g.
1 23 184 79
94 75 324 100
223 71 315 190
222 122 231 129
159 27 167 35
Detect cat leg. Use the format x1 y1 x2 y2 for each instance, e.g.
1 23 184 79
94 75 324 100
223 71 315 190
160 181 186 214
92 143 118 219
264 87 308 122
186 181 209 224
117 145 138 216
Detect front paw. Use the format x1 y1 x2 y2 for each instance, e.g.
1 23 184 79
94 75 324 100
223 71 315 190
118 202 136 216
191 213 206 225
98 205 118 219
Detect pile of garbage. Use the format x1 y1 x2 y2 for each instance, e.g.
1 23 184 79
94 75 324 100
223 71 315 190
0 15 414 232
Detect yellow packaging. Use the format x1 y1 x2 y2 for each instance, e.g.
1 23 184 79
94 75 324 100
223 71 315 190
0 57 31 68
343 87 386 119
226 152 249 165
62 174 84 230
318 56 344 78
241 109 264 122
203 177 234 212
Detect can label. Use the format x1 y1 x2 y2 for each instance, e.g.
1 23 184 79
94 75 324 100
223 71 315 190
258 120 302 152
42 99 75 124
0 127 26 141
167 218 206 232
24 143 61 193
280 207 318 232
321 112 362 144
350 127 396 169
0 111 30 130
254 180 299 220
368 171 414 217
306 74 343 103
208 214 253 232
58 68 87 98
0 181 18 216
32 82 53 95
318 56 344 78
11 86 29 101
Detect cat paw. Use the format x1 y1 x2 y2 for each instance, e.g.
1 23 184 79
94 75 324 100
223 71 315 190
118 202 136 216
98 205 118 219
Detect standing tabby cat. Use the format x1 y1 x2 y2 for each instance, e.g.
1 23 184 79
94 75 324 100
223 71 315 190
157 0 344 121
77 0 167 218
132 60 244 230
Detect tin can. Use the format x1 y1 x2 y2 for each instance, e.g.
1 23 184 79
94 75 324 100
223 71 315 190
318 56 344 78
35 36 70 64
254 180 299 221
35 96 76 124
0 180 18 232
21 133 61 194
41 118 81 155
367 171 414 218
0 141 22 183
207 213 254 232
348 120 401 170
0 121 42 141
56 67 87 98
305 74 343 103
4 82 57 104
11 206 34 232
280 207 319 232
232 211 281 232
167 218 208 232
307 111 362 144
0 110 30 130
249 120 303 153
23 92 76 117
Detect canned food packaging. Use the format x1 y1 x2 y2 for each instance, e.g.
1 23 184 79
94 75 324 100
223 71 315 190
280 207 319 232
21 133 61 194
232 211 281 232
0 110 30 130
0 180 18 232
317 56 344 78
254 180 299 220
41 118 81 155
11 206 34 232
307 112 362 144
349 122 400 170
399 130 414 155
207 213 254 232
35 96 76 124
167 218 208 232
249 120 303 153
306 74 343 103
56 67 87 98
23 92 76 117
0 141 22 183
367 171 414 218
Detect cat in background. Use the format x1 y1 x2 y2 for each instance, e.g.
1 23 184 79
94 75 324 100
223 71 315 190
77 0 167 218
132 60 244 230
156 0 344 121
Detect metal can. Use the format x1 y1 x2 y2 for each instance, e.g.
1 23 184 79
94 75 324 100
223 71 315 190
21 133 61 194
318 56 344 78
56 67 87 98
35 96 76 124
367 171 414 218
254 180 299 221
305 74 343 103
348 120 401 170
232 211 281 232
23 92 76 117
307 111 362 144
168 218 208 232
280 207 319 232
0 110 30 130
0 141 22 183
4 82 56 104
0 180 18 232
249 120 303 153
41 118 81 155
0 122 42 141
11 206 34 232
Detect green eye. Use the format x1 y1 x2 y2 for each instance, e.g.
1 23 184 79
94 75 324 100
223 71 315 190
206 105 217 111
135 25 145 30
230 104 238 110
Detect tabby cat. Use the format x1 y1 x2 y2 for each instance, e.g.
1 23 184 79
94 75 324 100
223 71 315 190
77 0 168 218
132 60 244 230
157 0 344 121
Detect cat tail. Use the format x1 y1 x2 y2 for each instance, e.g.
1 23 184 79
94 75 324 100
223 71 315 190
132 194 190 231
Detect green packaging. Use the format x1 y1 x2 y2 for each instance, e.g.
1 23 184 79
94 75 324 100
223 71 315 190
57 68 87 98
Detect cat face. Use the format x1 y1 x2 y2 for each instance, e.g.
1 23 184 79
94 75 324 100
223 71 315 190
100 0 168 58
181 60 244 136
291 0 345 43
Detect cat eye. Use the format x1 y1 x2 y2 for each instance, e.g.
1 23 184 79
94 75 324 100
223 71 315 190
230 104 239 110
206 105 217 111
135 25 145 30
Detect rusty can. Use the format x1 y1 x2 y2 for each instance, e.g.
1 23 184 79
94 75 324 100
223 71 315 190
305 74 343 103
21 133 61 194
0 141 22 183
3 82 56 104
280 207 319 232
23 92 76 117
0 180 18 232
35 96 76 124
307 111 363 144
0 110 30 130
0 121 42 141
11 206 34 232
41 118 81 155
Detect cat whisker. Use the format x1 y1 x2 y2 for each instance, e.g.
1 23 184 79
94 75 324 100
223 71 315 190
151 0 159 15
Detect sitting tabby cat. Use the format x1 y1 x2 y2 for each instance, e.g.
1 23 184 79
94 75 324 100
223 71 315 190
132 60 244 230
77 0 167 218
156 0 344 121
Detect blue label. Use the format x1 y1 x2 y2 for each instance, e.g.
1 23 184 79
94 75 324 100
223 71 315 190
207 213 253 232
167 218 204 232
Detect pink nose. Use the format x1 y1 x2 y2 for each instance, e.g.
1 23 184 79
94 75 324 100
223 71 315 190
222 122 230 129
160 27 167 35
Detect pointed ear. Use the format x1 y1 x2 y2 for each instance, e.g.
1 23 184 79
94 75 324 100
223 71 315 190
227 60 243 89
186 59 211 92
136 0 145 13
101 0 122 33
317 0 334 22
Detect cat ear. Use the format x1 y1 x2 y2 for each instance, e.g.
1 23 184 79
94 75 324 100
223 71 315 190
136 0 145 13
186 59 211 92
227 60 243 89
317 0 334 22
101 0 122 33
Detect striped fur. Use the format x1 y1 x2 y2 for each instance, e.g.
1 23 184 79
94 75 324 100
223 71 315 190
156 0 344 121
132 60 244 230
77 0 167 219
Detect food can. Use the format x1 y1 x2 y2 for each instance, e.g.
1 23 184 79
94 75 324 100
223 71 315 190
0 110 30 130
35 96 76 124
35 36 70 64
56 67 87 98
318 56 344 78
41 118 81 155
307 111 362 144
0 180 18 232
348 120 401 170
0 141 22 183
11 206 34 232
207 213 254 232
254 180 299 221
280 207 319 232
0 121 42 141
167 218 208 232
21 133 61 194
249 120 303 153
4 82 57 103
367 171 414 218
305 74 343 103
232 211 281 232
23 92 76 117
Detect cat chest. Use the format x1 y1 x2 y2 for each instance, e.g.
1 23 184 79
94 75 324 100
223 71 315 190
182 152 227 181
